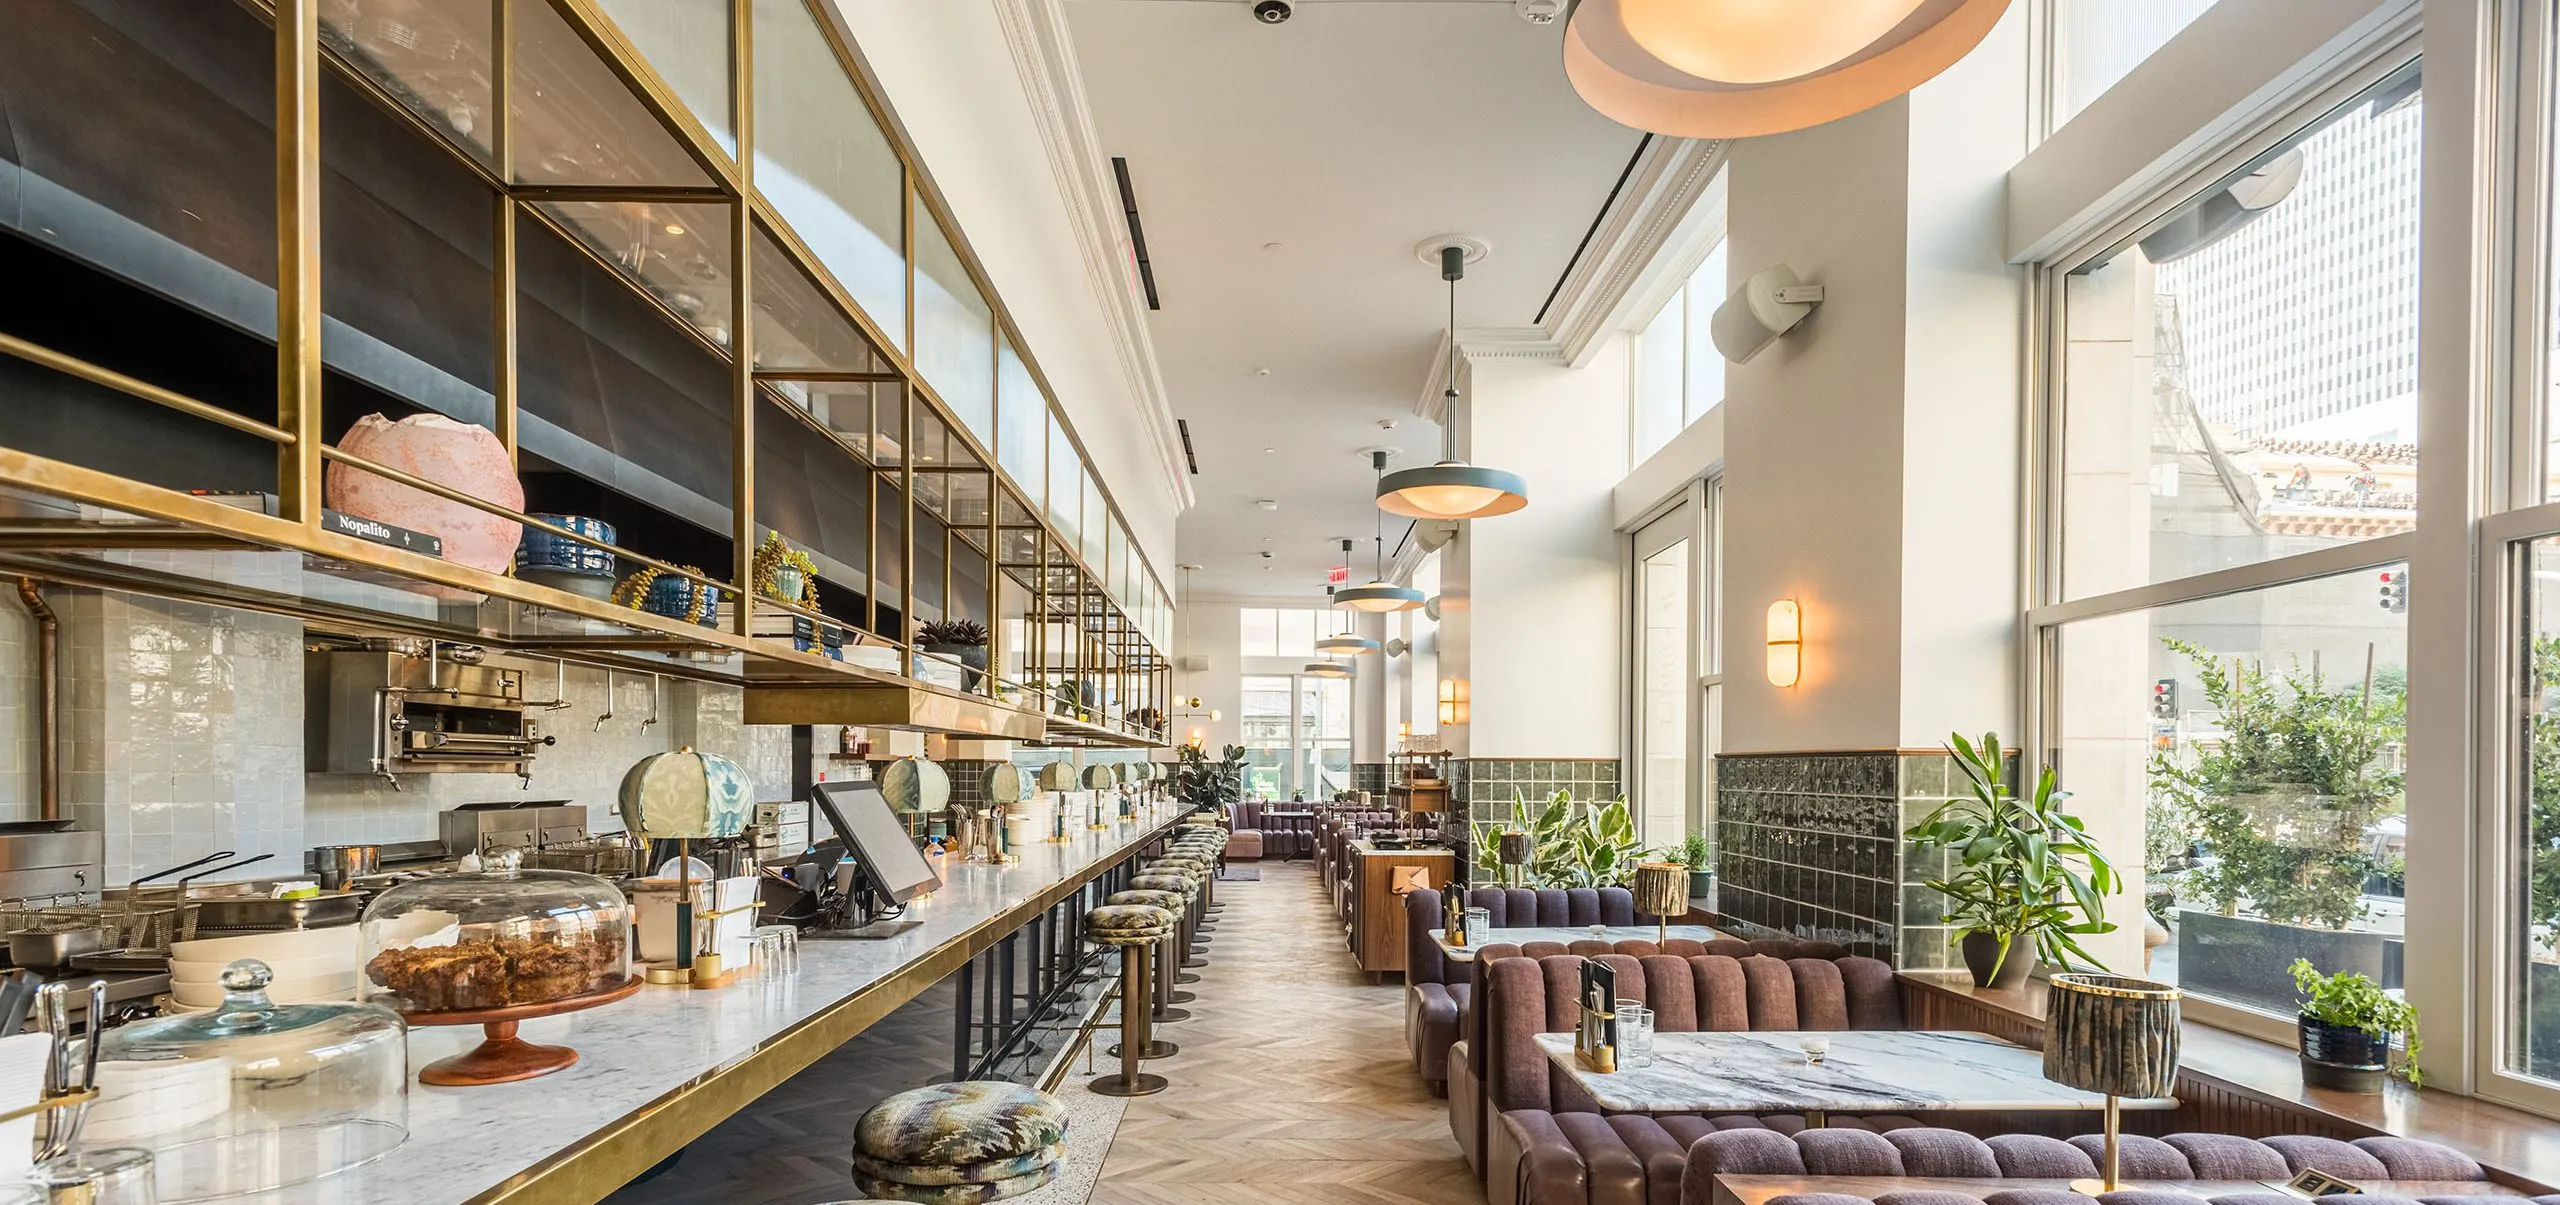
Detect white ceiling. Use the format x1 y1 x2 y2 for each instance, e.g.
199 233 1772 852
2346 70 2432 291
1063 0 1641 599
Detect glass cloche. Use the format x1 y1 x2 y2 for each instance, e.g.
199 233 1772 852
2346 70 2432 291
359 865 632 1014
95 959 408 1201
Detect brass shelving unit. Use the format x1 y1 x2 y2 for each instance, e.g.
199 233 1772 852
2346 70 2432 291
0 0 1177 748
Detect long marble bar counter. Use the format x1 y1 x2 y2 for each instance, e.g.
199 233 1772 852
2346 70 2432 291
276 805 1196 1205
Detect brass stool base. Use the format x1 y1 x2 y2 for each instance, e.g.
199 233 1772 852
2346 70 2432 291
1152 1006 1193 1022
1182 956 1208 968
1106 1039 1179 1059
1168 990 1197 1004
1176 972 1201 984
1089 1072 1168 1097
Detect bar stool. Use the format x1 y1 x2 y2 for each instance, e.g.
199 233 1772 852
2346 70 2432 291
1139 865 1212 971
1104 887 1194 1030
1085 902 1176 1097
848 1080 1068 1202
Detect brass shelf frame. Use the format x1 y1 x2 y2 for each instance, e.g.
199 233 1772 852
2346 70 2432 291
0 0 1176 747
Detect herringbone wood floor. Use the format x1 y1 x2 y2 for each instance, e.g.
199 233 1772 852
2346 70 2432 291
1089 863 1484 1205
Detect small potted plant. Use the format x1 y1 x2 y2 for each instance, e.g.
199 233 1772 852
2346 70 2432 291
752 532 820 610
1673 831 1714 900
1907 732 2118 988
2289 958 2421 1092
918 619 989 689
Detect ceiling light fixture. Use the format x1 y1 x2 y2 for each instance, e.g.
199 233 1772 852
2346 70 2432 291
1562 0 2010 139
1338 452 1425 612
1378 245 1528 520
1302 659 1352 680
1318 633 1380 656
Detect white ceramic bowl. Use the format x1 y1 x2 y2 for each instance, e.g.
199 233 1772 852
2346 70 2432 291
170 972 358 1009
170 951 353 984
169 926 358 965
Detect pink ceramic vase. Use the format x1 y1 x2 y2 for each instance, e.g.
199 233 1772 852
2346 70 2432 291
327 413 525 573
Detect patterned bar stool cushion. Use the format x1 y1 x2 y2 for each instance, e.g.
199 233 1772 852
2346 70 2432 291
1087 903 1177 942
1152 858 1211 875
1129 874 1192 895
848 1082 1069 1202
1107 889 1186 912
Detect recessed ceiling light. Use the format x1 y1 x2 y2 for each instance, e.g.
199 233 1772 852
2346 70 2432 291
663 223 685 235
1255 367 1272 377
1254 499 1280 511
1263 447 1276 454
1263 241 1285 252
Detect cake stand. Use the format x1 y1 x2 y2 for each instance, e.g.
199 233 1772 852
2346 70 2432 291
399 975 643 1086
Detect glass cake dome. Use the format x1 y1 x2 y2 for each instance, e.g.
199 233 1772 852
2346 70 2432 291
358 865 632 1013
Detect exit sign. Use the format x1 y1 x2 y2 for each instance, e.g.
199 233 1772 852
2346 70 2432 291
1327 566 1349 585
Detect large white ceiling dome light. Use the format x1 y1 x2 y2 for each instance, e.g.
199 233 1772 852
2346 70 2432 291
1563 0 2011 138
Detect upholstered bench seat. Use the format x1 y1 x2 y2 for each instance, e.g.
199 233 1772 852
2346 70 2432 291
850 1081 1068 1203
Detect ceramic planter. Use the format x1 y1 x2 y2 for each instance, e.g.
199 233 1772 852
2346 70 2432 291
1960 930 2034 989
328 413 525 573
2298 1014 2391 1093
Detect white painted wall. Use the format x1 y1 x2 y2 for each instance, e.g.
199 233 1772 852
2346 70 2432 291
1614 403 1724 531
1719 99 1913 755
827 0 1186 570
1453 338 1631 759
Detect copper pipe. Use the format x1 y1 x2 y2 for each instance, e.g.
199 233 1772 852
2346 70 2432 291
15 579 57 821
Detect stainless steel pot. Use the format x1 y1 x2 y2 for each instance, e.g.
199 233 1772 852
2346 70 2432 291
310 844 380 890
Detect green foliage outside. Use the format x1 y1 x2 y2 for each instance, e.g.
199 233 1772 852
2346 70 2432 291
2525 636 2560 936
2146 638 2402 930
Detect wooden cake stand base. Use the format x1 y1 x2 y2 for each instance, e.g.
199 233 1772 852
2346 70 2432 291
404 975 644 1086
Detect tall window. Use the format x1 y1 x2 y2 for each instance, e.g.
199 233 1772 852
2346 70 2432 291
1633 506 1691 845
2040 65 2423 1022
1299 675 1352 798
1239 674 1292 798
1237 607 1351 657
1630 241 1728 466
1238 670 1349 798
2049 0 2219 130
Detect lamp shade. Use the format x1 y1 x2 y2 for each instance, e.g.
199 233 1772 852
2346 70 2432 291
617 747 751 840
1632 862 1689 920
1334 581 1426 612
1376 460 1528 520
981 762 1025 805
1084 763 1120 790
1302 660 1353 679
1563 0 2012 139
1037 761 1078 792
877 756 950 816
1497 831 1533 867
1316 634 1381 655
2043 974 2182 1098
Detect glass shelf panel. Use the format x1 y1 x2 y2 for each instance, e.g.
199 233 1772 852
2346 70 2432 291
752 222 884 373
594 0 734 156
320 0 496 168
533 200 734 348
511 0 715 187
752 0 905 351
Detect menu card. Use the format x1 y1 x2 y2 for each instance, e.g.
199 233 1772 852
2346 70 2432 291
1575 960 1617 1072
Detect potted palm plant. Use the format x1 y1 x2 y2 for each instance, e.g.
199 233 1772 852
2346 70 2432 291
1906 732 2119 988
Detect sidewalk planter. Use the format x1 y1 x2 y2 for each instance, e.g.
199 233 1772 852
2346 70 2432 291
2176 910 2400 1016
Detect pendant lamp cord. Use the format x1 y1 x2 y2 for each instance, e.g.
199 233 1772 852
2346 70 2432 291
1373 451 1389 577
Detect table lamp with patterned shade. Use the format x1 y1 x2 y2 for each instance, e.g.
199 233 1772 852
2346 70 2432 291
2044 973 2181 1192
617 748 751 982
1497 831 1532 888
1632 862 1688 941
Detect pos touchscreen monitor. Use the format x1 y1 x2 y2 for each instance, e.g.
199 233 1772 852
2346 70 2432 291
810 780 939 907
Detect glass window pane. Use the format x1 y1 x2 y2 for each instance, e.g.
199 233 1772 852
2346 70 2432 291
1048 421 1080 546
2513 537 2560 1081
997 338 1044 504
512 0 712 187
1240 608 1274 657
1684 242 1727 424
2052 0 2219 129
2053 567 2407 1013
1278 610 1315 659
1082 474 1107 573
535 200 733 348
2060 71 2422 600
752 222 879 373
320 0 495 166
915 212 995 443
752 0 905 350
1633 294 1682 464
1638 537 1690 846
1241 675 1292 797
596 0 733 154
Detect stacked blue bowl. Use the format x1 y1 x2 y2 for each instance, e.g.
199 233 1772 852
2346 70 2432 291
517 515 618 600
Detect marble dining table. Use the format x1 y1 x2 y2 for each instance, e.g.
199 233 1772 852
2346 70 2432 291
1533 1029 2178 1116
1428 924 1730 961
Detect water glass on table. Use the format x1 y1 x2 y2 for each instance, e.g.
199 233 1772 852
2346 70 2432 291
1463 907 1490 947
1799 1034 1830 1066
1617 1002 1654 1068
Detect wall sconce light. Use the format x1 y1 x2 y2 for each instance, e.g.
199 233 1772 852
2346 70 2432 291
1766 599 1802 688
1436 677 1469 725
1187 728 1205 749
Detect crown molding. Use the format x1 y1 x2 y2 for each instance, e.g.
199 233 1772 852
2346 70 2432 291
1412 138 1728 420
992 0 1193 512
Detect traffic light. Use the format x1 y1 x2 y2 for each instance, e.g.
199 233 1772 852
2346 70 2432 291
2151 679 2177 721
2379 569 2408 614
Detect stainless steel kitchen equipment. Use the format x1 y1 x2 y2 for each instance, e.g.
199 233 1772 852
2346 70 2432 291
519 835 643 879
307 648 554 782
308 844 380 890
0 829 103 901
8 926 110 969
184 883 362 932
438 800 587 857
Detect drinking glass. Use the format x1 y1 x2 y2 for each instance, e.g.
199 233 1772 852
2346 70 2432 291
1617 1002 1654 1069
1463 907 1490 947
1799 1034 1831 1066
33 1147 156 1205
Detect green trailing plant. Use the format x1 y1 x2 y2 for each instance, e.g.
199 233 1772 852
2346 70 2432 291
2147 638 2402 930
2525 636 2560 935
1906 732 2119 981
2290 958 2422 1085
1472 791 1642 889
1173 742 1247 808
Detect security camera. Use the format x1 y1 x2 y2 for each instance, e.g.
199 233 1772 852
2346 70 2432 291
1252 0 1291 23
1259 550 1274 559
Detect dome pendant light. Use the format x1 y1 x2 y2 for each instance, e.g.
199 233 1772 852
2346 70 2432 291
1338 455 1426 612
1301 659 1353 680
1378 245 1529 520
1318 539 1385 651
1563 0 2011 139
